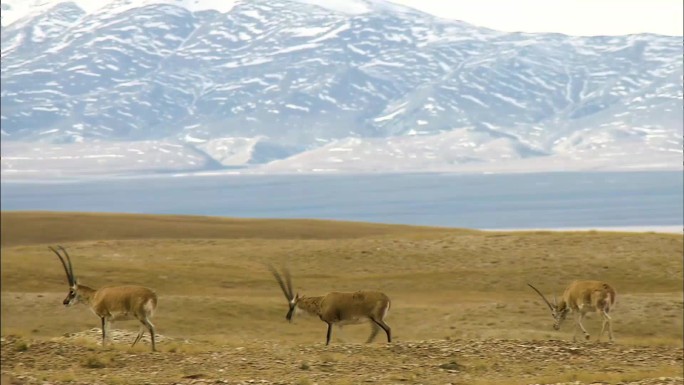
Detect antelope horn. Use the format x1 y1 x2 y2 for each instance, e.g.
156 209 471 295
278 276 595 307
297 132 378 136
527 283 555 311
267 264 293 301
48 246 74 286
284 266 293 300
57 245 75 283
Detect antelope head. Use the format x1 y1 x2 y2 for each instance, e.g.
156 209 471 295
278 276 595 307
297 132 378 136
528 283 569 330
268 265 299 322
49 246 80 307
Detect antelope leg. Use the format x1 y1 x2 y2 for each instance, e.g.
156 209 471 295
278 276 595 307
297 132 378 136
366 323 380 343
325 322 333 346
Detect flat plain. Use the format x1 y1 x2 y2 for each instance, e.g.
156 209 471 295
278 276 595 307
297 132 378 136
1 211 682 385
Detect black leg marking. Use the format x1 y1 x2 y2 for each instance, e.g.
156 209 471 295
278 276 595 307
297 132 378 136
101 317 106 347
372 318 392 343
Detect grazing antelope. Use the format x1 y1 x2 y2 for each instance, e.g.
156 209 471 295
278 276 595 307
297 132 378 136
48 246 158 351
268 266 392 345
528 280 616 342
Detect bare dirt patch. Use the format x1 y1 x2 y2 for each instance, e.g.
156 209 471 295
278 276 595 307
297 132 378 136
2 334 682 385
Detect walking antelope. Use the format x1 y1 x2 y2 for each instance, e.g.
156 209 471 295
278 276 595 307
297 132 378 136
48 246 159 351
528 280 616 342
269 266 392 345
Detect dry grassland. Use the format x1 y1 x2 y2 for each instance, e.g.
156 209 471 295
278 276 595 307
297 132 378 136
1 211 682 385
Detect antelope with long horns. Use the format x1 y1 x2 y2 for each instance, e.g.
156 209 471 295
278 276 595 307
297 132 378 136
528 280 616 342
49 246 159 351
269 266 392 345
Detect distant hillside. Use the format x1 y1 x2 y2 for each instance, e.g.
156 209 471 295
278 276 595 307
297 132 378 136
0 211 456 246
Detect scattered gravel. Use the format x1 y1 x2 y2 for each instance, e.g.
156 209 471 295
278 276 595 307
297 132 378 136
2 334 681 385
55 327 183 344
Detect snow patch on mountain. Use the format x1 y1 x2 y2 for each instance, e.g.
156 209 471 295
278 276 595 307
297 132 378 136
295 0 370 15
0 0 238 26
0 0 681 178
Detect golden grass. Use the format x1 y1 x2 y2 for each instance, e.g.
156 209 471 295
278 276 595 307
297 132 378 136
2 211 682 346
0 211 453 248
1 211 682 385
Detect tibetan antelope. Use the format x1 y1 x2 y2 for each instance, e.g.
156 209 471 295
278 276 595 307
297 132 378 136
48 246 159 351
269 266 392 345
528 280 616 342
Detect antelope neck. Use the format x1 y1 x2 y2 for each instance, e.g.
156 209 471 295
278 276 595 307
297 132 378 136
297 296 323 315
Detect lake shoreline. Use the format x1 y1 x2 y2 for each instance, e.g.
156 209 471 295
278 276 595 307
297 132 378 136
2 171 681 230
483 225 683 234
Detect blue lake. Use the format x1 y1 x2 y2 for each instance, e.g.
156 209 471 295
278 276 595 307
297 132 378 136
1 171 682 229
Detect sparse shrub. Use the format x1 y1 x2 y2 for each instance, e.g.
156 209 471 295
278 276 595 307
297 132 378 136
81 354 107 368
15 341 28 352
299 361 310 370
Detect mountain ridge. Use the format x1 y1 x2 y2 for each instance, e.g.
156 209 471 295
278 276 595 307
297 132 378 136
1 0 682 177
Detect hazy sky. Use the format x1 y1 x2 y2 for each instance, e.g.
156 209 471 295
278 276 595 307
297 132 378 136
390 0 683 36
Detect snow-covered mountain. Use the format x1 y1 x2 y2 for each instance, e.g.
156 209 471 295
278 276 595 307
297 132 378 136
1 0 682 177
